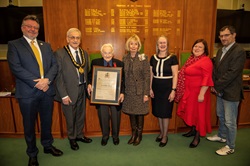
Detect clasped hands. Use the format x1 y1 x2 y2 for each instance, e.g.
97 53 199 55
34 78 50 92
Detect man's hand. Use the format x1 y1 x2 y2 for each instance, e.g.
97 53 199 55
42 85 49 92
62 96 72 105
87 84 92 96
118 93 124 103
34 78 50 92
211 87 217 94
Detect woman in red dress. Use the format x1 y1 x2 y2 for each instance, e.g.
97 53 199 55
175 39 214 148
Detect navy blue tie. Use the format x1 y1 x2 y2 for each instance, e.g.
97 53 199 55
75 51 84 83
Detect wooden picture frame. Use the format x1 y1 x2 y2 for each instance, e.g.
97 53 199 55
91 66 122 105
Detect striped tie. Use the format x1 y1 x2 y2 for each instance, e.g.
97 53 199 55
30 41 44 78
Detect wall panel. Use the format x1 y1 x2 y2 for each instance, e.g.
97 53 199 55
182 0 217 55
43 0 79 50
41 0 217 137
78 0 184 59
0 61 15 91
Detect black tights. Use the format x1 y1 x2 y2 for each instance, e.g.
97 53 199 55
191 127 200 145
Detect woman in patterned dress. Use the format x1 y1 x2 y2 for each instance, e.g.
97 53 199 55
122 34 150 146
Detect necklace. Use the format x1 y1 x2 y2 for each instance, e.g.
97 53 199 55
64 45 85 74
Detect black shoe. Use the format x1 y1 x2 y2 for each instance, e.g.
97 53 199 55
159 142 167 147
159 136 168 147
113 138 120 145
189 138 200 148
69 140 79 150
182 130 196 137
28 156 39 166
44 146 63 156
155 136 162 142
101 139 108 146
76 136 92 143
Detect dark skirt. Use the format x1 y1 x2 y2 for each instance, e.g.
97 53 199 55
152 78 174 118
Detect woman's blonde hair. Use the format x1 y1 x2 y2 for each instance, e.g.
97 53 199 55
125 34 142 52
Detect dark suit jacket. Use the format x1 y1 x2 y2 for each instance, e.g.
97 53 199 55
54 47 89 104
7 37 57 98
213 43 246 101
88 58 125 109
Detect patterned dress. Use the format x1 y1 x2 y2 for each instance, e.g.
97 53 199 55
122 53 150 115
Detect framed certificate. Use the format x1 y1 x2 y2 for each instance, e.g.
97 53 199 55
91 66 122 105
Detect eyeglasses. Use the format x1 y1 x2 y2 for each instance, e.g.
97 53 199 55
23 24 39 30
218 34 232 39
68 36 81 40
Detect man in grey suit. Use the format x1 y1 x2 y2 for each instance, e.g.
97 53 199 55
7 15 63 166
207 25 246 156
54 28 92 151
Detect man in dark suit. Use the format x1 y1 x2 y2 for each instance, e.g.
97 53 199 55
207 25 246 156
54 28 92 151
7 15 63 166
88 43 125 146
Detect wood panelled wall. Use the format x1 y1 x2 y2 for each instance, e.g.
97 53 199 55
41 0 218 137
42 0 78 50
0 0 218 138
0 0 217 91
182 0 217 53
43 0 217 58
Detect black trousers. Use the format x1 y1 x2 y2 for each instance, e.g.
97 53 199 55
97 105 121 140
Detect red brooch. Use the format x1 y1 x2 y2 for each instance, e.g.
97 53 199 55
113 62 117 67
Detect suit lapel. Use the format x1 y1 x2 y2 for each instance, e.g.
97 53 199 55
37 40 46 69
217 43 237 69
98 58 105 66
66 49 79 78
21 37 36 59
20 37 43 71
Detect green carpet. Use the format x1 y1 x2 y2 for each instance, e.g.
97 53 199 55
0 128 249 166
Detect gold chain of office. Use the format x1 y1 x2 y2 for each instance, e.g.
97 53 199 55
64 45 85 74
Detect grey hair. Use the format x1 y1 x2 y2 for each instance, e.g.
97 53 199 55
101 43 114 54
66 28 81 37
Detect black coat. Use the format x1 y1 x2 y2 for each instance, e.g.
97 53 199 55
88 57 125 110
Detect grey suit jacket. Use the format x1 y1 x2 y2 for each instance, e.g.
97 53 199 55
213 43 246 101
54 47 89 104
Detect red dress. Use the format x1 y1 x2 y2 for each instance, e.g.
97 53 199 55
177 57 214 136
